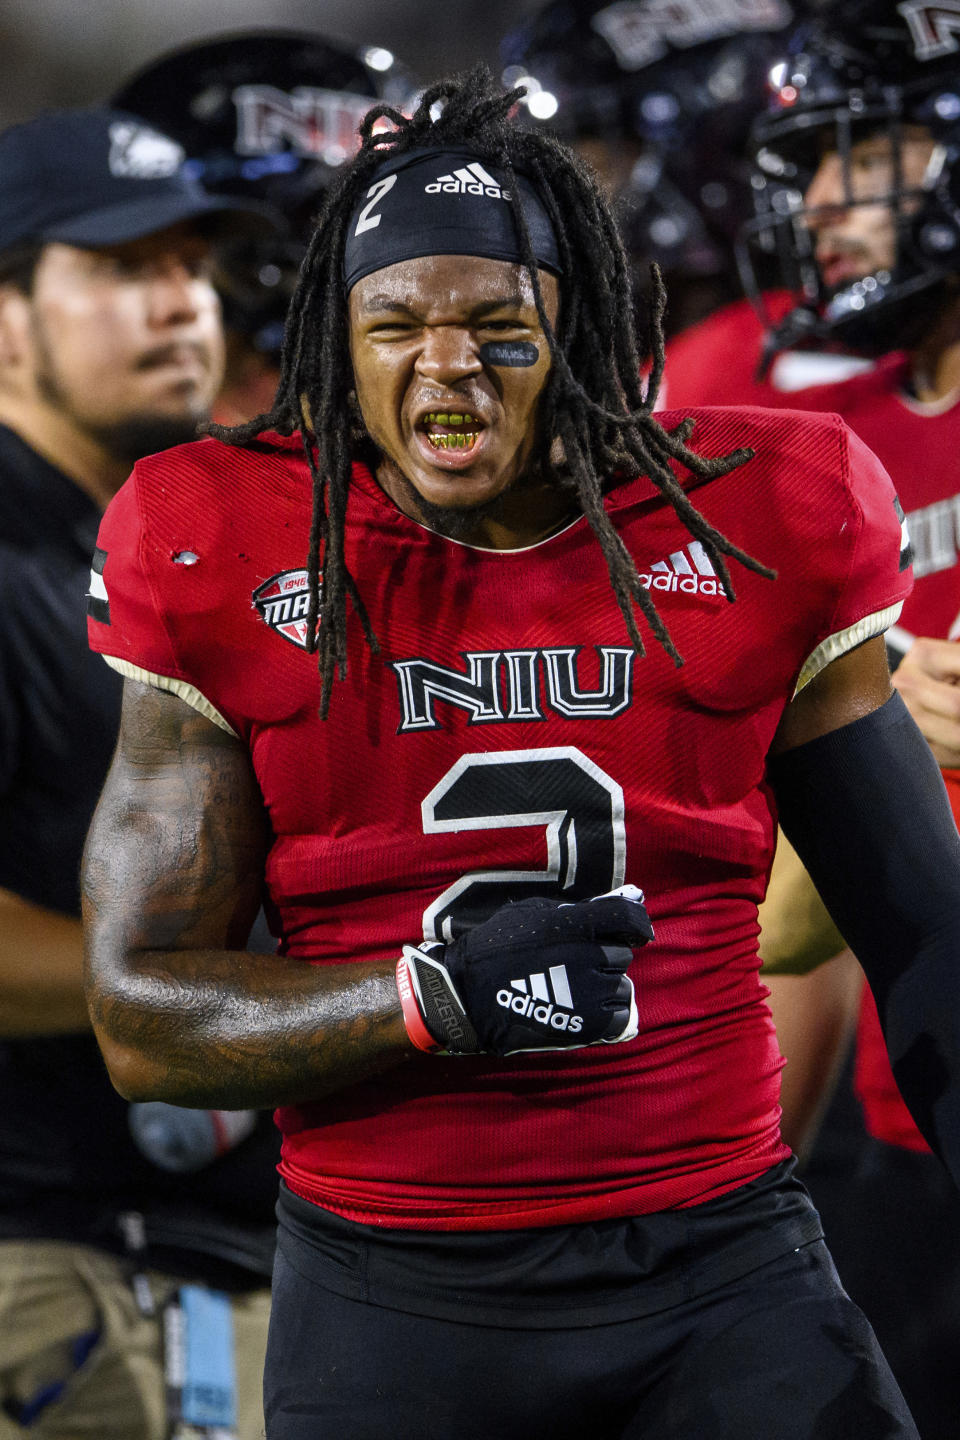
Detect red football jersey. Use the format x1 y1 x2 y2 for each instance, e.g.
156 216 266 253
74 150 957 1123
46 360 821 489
659 294 882 412
667 300 959 1154
88 407 910 1229
755 356 960 646
676 340 960 1152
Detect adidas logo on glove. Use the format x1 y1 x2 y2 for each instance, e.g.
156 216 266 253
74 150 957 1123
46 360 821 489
396 885 653 1057
425 160 510 200
496 965 582 1033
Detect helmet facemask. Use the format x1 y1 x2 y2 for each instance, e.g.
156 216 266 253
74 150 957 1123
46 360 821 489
740 14 960 361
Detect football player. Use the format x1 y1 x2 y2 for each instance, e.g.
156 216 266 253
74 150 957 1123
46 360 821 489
669 7 960 1433
500 0 797 333
82 68 960 1438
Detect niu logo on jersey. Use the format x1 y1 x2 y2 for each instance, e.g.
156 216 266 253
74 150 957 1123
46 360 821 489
252 569 318 649
497 965 583 1033
391 646 635 731
639 542 722 598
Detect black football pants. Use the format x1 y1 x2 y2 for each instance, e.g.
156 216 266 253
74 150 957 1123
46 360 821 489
264 1236 917 1439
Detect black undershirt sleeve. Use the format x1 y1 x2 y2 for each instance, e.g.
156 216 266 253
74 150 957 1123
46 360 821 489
768 690 960 1187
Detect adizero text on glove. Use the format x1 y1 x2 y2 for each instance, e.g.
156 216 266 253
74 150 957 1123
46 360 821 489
395 886 654 1056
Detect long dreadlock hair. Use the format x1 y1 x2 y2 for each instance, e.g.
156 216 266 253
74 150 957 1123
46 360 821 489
213 65 773 716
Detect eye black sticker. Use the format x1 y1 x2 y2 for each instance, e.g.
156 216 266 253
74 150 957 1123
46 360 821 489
479 340 539 367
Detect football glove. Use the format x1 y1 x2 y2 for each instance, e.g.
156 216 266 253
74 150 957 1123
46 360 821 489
395 885 653 1056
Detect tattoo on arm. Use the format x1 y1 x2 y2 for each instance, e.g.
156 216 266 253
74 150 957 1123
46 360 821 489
82 680 409 1108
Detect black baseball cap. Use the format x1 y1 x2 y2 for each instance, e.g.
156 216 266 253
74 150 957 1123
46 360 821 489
0 106 278 252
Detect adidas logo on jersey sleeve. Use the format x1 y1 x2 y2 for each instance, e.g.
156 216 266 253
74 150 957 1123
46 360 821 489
639 542 721 597
496 964 583 1033
425 161 510 200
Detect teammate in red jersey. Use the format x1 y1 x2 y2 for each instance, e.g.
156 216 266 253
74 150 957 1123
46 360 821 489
80 68 960 1439
665 7 960 1432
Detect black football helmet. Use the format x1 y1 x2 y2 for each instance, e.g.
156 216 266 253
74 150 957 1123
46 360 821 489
501 0 797 287
742 0 960 357
113 32 418 355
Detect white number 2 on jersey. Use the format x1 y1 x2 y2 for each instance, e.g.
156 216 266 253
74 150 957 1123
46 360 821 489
420 747 626 942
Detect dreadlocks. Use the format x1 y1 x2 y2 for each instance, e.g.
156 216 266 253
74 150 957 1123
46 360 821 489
213 65 773 716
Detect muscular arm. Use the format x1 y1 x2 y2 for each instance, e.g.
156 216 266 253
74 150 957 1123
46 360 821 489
82 680 409 1109
755 643 885 1156
769 635 960 1177
761 635 907 975
770 632 894 756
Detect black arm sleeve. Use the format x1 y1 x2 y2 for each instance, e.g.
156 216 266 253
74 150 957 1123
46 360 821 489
768 690 960 1185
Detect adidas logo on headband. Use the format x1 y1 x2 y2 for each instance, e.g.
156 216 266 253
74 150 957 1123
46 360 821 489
342 150 562 292
425 160 511 200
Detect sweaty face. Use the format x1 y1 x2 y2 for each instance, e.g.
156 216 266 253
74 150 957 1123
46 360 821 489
23 224 225 461
803 126 937 293
348 254 560 545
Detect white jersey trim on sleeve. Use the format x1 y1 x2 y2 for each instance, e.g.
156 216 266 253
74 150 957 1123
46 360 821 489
100 655 239 737
793 602 904 699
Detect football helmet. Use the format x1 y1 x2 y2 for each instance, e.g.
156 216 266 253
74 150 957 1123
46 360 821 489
114 32 418 355
742 0 960 356
501 0 797 283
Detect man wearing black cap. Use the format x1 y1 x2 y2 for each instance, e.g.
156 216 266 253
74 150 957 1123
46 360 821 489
0 107 279 1439
111 30 419 427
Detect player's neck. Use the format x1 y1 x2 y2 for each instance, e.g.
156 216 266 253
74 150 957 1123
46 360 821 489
910 294 960 404
376 459 579 551
0 391 130 509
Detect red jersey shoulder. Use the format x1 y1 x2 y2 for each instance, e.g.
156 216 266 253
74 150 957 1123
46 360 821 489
631 405 911 653
612 404 904 562
96 432 307 556
652 403 856 500
88 434 313 683
655 402 888 489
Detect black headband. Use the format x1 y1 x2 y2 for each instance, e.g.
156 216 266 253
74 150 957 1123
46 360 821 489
342 147 563 292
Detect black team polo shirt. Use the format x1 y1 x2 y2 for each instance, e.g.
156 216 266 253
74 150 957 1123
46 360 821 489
0 422 279 1284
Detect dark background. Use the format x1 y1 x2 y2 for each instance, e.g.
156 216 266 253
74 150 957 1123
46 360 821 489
0 0 544 128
